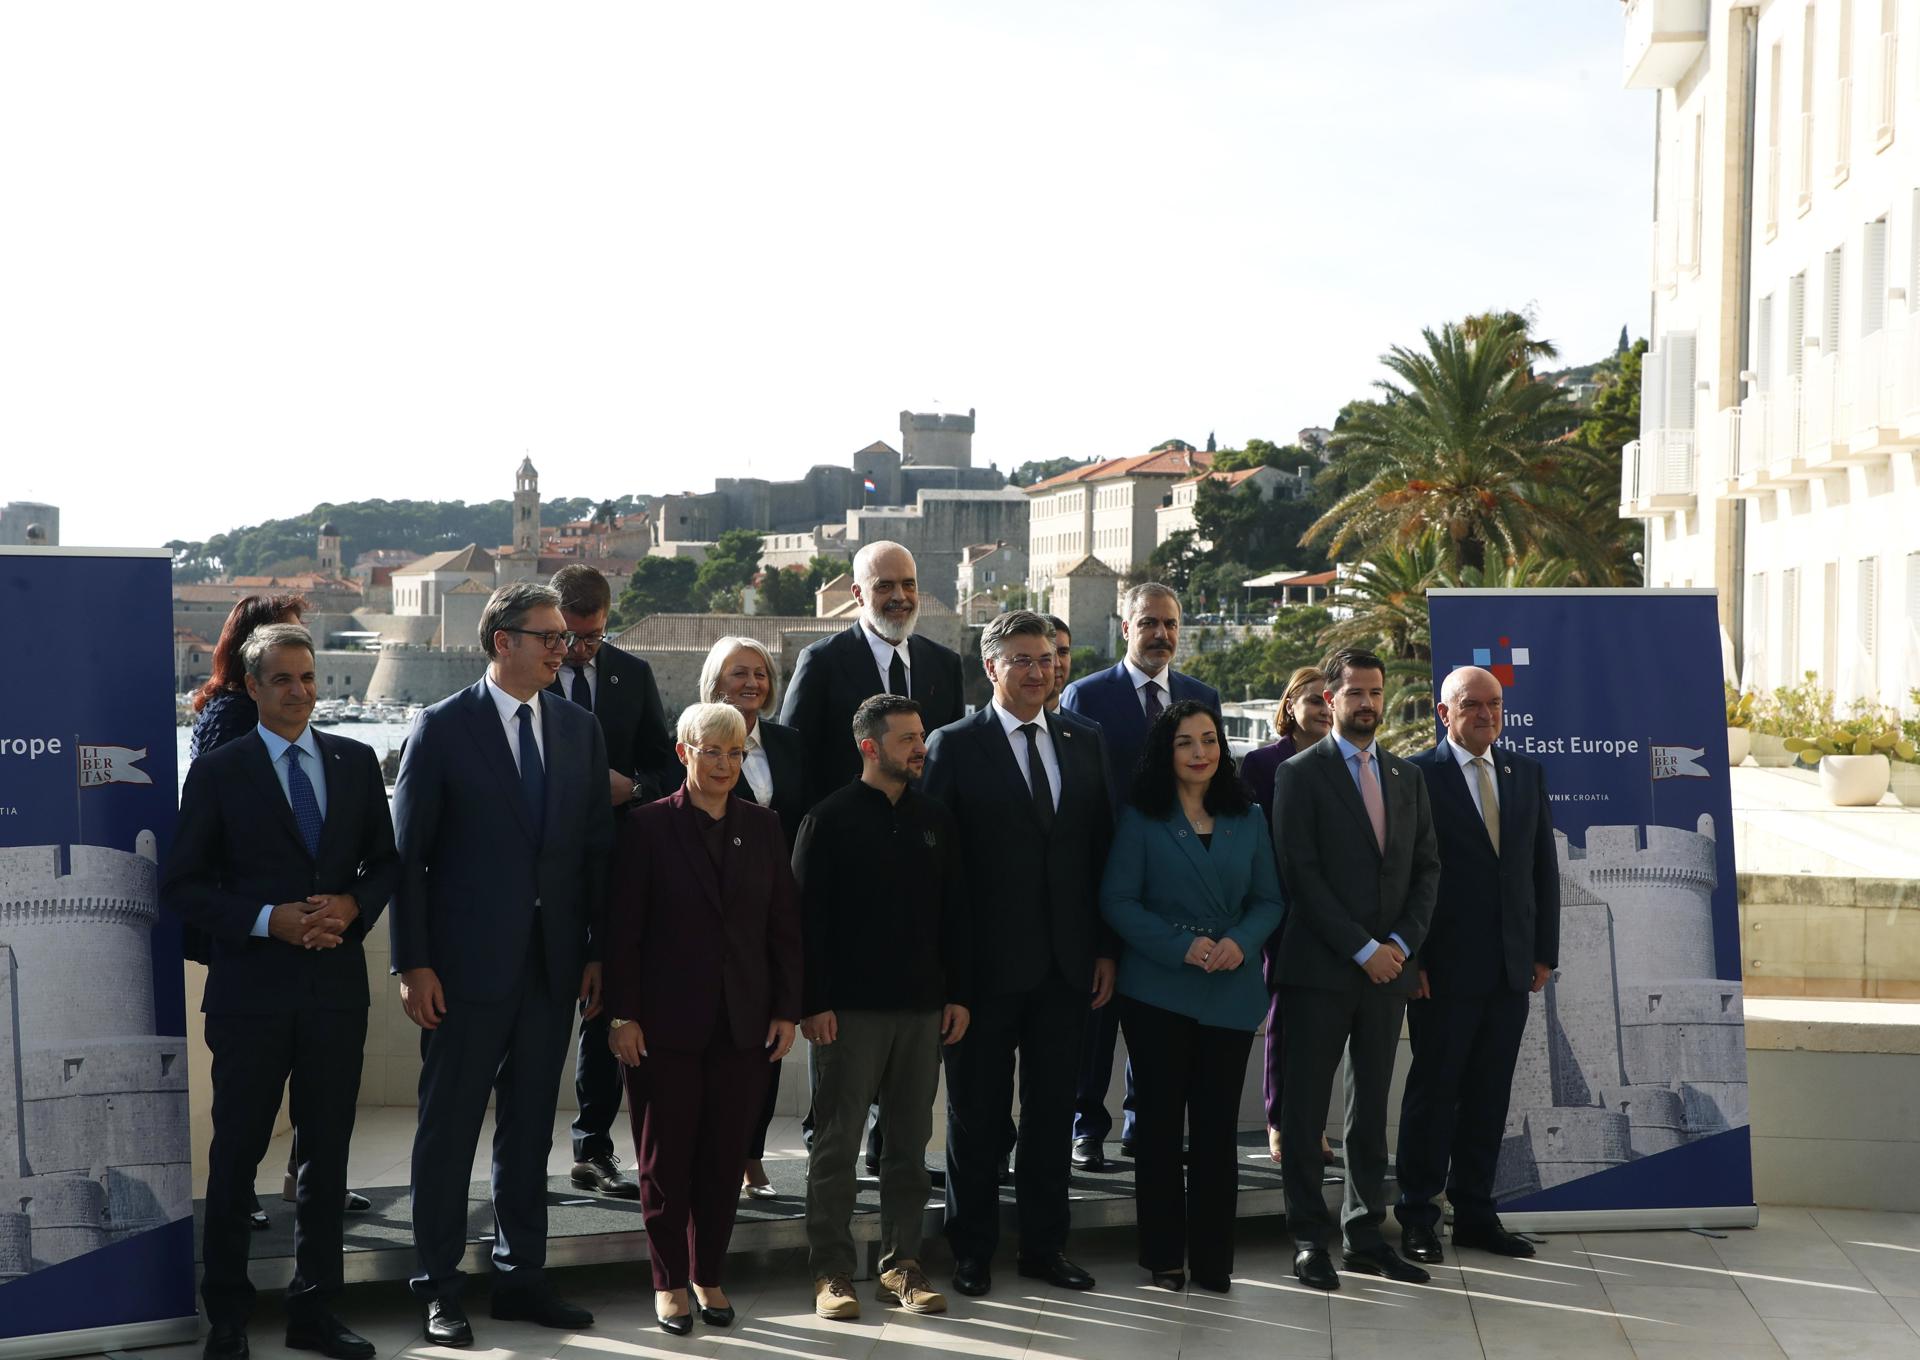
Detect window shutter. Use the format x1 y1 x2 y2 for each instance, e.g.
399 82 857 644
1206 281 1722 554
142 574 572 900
1666 333 1698 431
1824 247 1846 352
1757 295 1776 390
1642 341 1667 440
1906 551 1920 642
1863 218 1888 334
1781 567 1801 678
1789 273 1809 375
1747 573 1771 690
1859 556 1880 662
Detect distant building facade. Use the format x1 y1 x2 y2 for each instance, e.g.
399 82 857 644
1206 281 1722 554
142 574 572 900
1154 464 1307 549
0 502 58 547
1025 448 1212 594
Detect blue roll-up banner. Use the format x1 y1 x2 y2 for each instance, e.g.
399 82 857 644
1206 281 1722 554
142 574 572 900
0 549 200 1358
1427 588 1755 1231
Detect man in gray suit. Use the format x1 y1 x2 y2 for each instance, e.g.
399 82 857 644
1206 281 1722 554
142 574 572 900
391 583 614 1346
1271 648 1440 1291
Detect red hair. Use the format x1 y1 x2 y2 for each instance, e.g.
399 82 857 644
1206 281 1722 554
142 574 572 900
192 593 309 711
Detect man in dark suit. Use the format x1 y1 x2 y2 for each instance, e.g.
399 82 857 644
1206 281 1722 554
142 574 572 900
1060 583 1220 1172
547 564 676 1200
779 540 965 806
391 583 614 1346
1272 648 1440 1292
924 610 1115 1299
163 623 397 1360
1397 665 1559 1264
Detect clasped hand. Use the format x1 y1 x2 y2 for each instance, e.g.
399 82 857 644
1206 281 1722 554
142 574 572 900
1360 941 1405 984
1182 935 1245 973
268 894 358 950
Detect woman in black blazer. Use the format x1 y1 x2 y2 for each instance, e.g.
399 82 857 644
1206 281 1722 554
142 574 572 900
700 635 809 1197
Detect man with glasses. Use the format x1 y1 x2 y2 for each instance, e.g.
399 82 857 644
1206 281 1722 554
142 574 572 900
547 564 678 1200
390 582 615 1347
924 611 1115 1299
1045 616 1073 712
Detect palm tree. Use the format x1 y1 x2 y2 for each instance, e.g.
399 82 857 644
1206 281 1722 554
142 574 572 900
1461 308 1560 378
1306 323 1604 576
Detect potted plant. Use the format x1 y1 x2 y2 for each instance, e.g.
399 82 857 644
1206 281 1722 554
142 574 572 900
1725 685 1755 767
1785 717 1916 807
1893 692 1920 808
1751 673 1832 768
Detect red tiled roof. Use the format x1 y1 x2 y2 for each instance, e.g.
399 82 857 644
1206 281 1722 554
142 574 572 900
1024 449 1212 493
1173 466 1267 489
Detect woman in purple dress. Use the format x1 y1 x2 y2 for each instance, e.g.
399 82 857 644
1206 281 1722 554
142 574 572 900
1238 666 1334 1163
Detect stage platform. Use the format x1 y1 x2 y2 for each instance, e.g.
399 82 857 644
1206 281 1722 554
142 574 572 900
210 1133 1336 1287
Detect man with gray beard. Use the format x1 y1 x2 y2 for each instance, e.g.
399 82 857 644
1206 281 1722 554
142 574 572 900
780 540 965 808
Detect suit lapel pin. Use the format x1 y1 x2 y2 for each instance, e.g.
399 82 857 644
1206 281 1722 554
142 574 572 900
1503 765 1512 775
610 674 620 684
732 836 742 846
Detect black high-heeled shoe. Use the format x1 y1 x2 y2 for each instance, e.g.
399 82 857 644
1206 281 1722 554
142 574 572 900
656 1312 693 1337
696 1304 735 1327
1150 1270 1185 1291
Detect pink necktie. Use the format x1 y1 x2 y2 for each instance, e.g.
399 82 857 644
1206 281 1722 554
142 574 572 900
1355 748 1387 852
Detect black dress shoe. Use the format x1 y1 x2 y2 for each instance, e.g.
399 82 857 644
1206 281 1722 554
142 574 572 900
696 1304 735 1327
1017 1254 1094 1290
204 1322 249 1360
656 1312 693 1337
344 1190 371 1213
425 1297 473 1348
1452 1223 1537 1258
490 1286 594 1328
1190 1272 1231 1294
1401 1223 1444 1265
952 1258 992 1297
570 1154 639 1199
1070 1138 1113 1173
248 1195 270 1232
1150 1270 1184 1291
1342 1244 1430 1284
285 1312 375 1360
1293 1248 1339 1290
1118 1139 1135 1158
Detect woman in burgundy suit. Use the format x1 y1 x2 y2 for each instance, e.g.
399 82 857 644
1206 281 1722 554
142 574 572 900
1237 666 1333 1164
604 702 802 1335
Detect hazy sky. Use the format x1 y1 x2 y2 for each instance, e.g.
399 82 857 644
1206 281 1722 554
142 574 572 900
3 1 1651 549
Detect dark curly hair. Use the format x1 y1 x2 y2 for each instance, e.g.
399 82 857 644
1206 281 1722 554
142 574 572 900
1127 699 1249 820
192 593 308 712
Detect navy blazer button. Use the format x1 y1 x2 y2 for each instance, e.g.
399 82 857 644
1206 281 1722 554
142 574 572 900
535 897 542 907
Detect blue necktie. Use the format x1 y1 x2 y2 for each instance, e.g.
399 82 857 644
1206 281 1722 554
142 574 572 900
284 746 323 858
516 703 546 834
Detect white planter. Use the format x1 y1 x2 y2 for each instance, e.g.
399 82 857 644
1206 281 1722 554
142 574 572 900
1749 733 1794 767
1890 761 1920 808
1819 753 1891 807
1727 727 1751 767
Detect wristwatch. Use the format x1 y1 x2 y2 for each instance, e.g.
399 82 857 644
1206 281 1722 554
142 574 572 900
609 1018 632 1029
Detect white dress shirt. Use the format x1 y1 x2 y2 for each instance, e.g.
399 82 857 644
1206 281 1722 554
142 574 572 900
991 699 1061 811
1448 735 1501 822
1122 656 1169 717
864 624 912 695
741 719 774 805
485 674 546 773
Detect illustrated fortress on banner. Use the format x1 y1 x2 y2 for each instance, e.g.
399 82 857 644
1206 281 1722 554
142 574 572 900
0 834 191 1282
1497 814 1747 1199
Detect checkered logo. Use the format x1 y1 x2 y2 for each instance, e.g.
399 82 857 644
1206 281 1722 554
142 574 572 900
1469 636 1530 688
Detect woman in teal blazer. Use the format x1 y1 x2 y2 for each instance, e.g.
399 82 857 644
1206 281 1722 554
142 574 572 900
1100 700 1285 1293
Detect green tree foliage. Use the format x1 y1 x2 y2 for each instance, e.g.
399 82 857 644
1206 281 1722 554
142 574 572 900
1193 477 1326 571
1008 457 1095 487
1186 557 1252 615
612 556 698 623
1209 438 1303 472
1307 322 1604 576
757 565 815 615
1140 530 1207 593
692 528 766 607
1182 606 1334 701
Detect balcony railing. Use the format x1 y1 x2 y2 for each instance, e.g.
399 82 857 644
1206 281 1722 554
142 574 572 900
1874 30 1897 148
1852 326 1903 441
1620 429 1698 515
1835 74 1854 183
1623 0 1710 89
1715 406 1742 485
1737 393 1772 480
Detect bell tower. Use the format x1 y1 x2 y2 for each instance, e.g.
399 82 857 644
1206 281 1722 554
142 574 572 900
514 457 541 555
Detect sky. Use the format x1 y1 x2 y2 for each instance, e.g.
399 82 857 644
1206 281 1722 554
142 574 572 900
1 1 1652 549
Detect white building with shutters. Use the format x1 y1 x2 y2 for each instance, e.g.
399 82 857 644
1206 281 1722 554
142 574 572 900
1624 0 1920 708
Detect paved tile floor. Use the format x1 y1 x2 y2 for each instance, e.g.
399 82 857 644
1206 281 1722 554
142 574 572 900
143 1124 1920 1360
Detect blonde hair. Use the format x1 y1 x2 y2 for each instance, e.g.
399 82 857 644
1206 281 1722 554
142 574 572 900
1277 667 1328 739
676 702 748 750
699 635 780 711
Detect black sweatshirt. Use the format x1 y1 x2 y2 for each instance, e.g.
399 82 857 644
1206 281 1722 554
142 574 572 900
791 778 972 1016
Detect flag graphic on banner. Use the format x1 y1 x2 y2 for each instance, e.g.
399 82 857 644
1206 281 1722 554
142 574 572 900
1651 744 1710 780
78 743 154 787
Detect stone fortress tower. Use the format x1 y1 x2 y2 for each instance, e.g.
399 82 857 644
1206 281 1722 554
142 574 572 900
0 834 191 1281
513 457 541 555
898 408 975 470
1495 814 1747 1200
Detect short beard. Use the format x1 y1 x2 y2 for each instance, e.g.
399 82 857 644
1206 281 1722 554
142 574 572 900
876 752 921 785
866 603 918 645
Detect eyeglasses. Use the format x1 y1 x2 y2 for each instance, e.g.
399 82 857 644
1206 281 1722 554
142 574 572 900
502 628 579 650
693 747 747 764
571 631 607 648
998 654 1056 673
